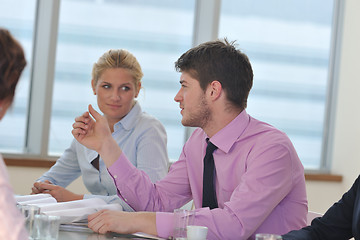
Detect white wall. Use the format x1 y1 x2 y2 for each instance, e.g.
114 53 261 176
306 0 360 213
5 0 360 214
7 166 88 196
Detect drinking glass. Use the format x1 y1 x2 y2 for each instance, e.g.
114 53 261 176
172 209 195 240
18 205 41 238
31 215 61 240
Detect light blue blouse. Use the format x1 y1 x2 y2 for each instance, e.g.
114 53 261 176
37 102 169 211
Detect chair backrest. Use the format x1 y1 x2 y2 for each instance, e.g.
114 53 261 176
307 211 323 225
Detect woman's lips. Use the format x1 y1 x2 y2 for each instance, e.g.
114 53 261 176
108 104 121 109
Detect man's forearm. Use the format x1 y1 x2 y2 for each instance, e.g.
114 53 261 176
133 212 157 236
98 136 123 168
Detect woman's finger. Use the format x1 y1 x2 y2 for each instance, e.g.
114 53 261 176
37 182 56 191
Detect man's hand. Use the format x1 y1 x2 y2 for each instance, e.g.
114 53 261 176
72 104 111 153
72 104 122 167
32 181 83 202
88 210 157 236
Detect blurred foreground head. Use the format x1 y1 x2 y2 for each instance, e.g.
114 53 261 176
0 28 26 119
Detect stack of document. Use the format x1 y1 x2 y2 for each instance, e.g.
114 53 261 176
15 193 57 205
15 194 163 237
40 198 122 224
15 194 123 225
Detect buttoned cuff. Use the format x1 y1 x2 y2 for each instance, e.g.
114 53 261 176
156 212 174 239
107 152 137 204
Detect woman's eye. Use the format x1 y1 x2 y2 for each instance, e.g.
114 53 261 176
102 84 110 89
121 86 130 91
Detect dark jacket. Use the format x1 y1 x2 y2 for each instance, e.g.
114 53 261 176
282 175 360 240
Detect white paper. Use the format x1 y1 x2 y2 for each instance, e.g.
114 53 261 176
18 196 57 205
59 224 93 233
15 195 123 225
39 198 107 213
41 199 123 224
15 193 55 204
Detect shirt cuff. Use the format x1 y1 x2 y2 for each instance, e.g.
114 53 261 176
156 212 174 239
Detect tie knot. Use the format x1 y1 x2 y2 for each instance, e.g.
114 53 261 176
206 139 218 154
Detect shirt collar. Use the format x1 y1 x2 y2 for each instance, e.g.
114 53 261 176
209 110 250 153
113 101 142 131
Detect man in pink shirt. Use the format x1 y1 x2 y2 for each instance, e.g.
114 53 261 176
72 39 307 239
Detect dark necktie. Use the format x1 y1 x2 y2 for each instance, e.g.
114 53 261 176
91 154 100 171
202 138 218 209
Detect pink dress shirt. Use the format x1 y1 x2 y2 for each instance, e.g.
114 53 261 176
0 154 28 240
108 110 307 240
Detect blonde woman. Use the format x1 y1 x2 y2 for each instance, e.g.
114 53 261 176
32 49 169 211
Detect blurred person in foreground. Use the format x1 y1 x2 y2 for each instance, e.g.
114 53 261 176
72 39 308 239
283 175 360 240
0 27 28 239
31 49 169 211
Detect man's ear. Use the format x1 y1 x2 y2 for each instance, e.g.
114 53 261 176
208 80 222 100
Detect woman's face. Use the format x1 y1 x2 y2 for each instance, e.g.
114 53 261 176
92 68 140 125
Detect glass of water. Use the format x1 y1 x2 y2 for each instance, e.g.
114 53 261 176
172 209 195 240
31 215 61 240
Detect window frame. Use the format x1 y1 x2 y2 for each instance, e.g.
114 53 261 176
3 0 343 173
318 0 344 173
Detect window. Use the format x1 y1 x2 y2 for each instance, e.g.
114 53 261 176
219 0 336 169
0 0 36 153
49 0 195 160
0 0 340 171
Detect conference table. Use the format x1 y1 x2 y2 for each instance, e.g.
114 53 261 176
58 229 164 240
59 230 104 240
